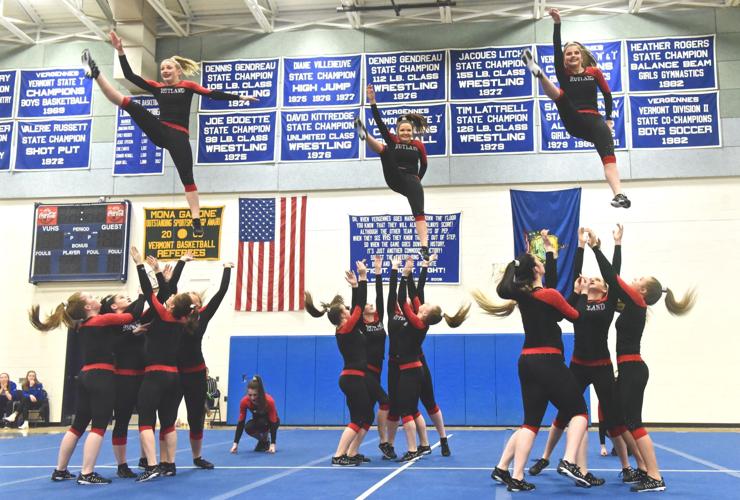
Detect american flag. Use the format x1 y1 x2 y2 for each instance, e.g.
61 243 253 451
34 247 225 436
236 196 307 312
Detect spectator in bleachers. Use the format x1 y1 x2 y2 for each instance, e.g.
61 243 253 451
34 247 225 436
0 372 19 425
205 368 220 412
15 370 48 429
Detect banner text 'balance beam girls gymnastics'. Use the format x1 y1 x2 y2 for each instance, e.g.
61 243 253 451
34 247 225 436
349 213 461 284
283 55 361 107
364 103 447 158
629 92 720 149
365 50 446 104
450 101 535 155
197 111 277 164
15 119 91 170
0 70 16 119
626 35 716 92
450 45 533 100
17 68 92 118
281 108 360 161
536 40 623 94
113 96 163 176
200 58 279 111
540 96 626 152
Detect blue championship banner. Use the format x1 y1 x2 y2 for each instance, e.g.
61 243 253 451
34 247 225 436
200 58 279 111
113 96 163 176
626 35 716 92
197 111 277 164
18 68 92 118
283 55 361 107
539 96 626 152
450 45 533 100
29 201 131 283
15 118 91 170
0 121 12 171
365 50 446 103
364 103 447 158
535 40 623 94
281 107 359 161
349 213 461 284
629 92 720 149
0 70 16 119
450 100 535 155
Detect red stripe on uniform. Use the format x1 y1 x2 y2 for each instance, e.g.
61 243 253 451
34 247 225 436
571 356 612 367
521 347 562 356
521 424 539 434
631 427 648 440
617 354 644 364
112 436 127 445
366 364 381 374
145 365 178 373
179 363 207 374
347 423 360 433
91 427 105 437
341 369 365 377
601 155 616 166
82 363 115 372
399 361 422 370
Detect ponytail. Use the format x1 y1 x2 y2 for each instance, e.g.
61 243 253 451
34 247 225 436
304 291 327 318
305 291 346 325
247 375 267 411
397 113 429 134
443 302 471 328
29 292 87 331
564 42 598 68
663 287 696 316
472 289 517 317
166 55 200 76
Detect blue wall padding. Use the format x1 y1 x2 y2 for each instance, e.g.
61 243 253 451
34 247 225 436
226 334 588 426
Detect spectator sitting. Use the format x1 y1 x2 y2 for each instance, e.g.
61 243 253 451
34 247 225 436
8 370 49 429
205 368 220 411
0 373 18 426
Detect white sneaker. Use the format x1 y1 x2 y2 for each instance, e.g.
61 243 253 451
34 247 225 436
18 420 29 429
5 412 17 423
521 49 543 78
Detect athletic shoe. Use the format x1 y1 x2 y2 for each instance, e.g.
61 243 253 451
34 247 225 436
528 457 549 476
254 440 270 452
138 457 148 469
611 193 631 208
51 469 75 481
584 472 605 486
331 455 358 467
491 467 512 485
193 456 215 469
18 419 29 429
397 450 420 463
417 444 432 455
354 116 367 141
117 463 137 479
419 246 430 261
159 462 176 477
630 475 666 493
620 466 642 484
380 443 397 460
440 439 451 457
136 466 160 482
557 459 591 488
81 49 100 79
521 49 543 78
354 453 371 463
192 225 204 238
4 411 17 423
507 477 536 492
77 472 112 485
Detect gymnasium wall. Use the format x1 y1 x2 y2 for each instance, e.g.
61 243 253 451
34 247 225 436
1 8 739 425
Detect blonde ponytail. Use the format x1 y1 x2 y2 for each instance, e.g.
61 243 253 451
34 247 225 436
167 55 200 76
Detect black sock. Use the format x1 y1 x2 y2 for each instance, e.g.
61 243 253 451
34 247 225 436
440 437 448 444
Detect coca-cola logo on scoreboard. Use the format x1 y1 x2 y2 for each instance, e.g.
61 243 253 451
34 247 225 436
37 206 58 225
106 203 126 224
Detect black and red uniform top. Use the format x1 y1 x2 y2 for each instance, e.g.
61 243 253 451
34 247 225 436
407 267 430 357
567 245 621 361
136 263 189 367
119 55 242 133
371 104 428 178
363 274 387 372
592 248 647 357
553 24 613 120
112 294 148 373
396 275 428 366
79 303 144 368
234 393 280 444
177 267 231 372
336 279 368 372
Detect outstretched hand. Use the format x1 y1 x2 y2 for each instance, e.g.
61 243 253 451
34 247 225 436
366 84 377 105
540 229 553 252
390 255 401 270
240 95 259 102
548 8 561 23
578 227 588 248
180 250 194 262
373 255 383 274
130 246 143 265
345 270 358 288
613 223 624 244
402 255 414 276
109 31 123 52
146 255 161 273
585 227 600 249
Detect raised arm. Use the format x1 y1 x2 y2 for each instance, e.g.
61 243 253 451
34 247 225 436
541 230 557 289
416 140 428 180
550 10 567 85
373 255 385 322
387 256 400 313
612 224 623 275
593 67 613 121
199 264 233 325
111 32 159 94
179 80 255 102
368 85 393 145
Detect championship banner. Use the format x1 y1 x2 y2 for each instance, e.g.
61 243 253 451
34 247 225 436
364 103 447 158
450 100 535 155
283 55 361 107
626 35 716 92
510 188 581 297
29 201 131 283
0 70 16 119
143 206 223 260
200 58 279 111
450 45 533 100
113 96 163 176
349 213 461 284
629 92 720 149
0 121 12 171
196 111 276 164
280 107 360 161
15 118 91 170
539 96 626 152
536 40 623 94
365 50 446 104
18 68 92 118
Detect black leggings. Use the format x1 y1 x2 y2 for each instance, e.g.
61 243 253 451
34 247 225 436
381 160 425 218
137 371 180 431
419 357 439 415
112 374 143 445
387 361 401 420
365 370 390 410
245 416 269 439
617 360 649 438
397 366 423 422
554 92 615 163
339 374 372 429
554 363 625 436
70 369 116 436
0 394 15 417
123 99 196 191
518 354 588 431
179 370 207 440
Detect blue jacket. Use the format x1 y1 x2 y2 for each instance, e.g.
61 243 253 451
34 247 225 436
1 380 17 399
23 382 46 401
